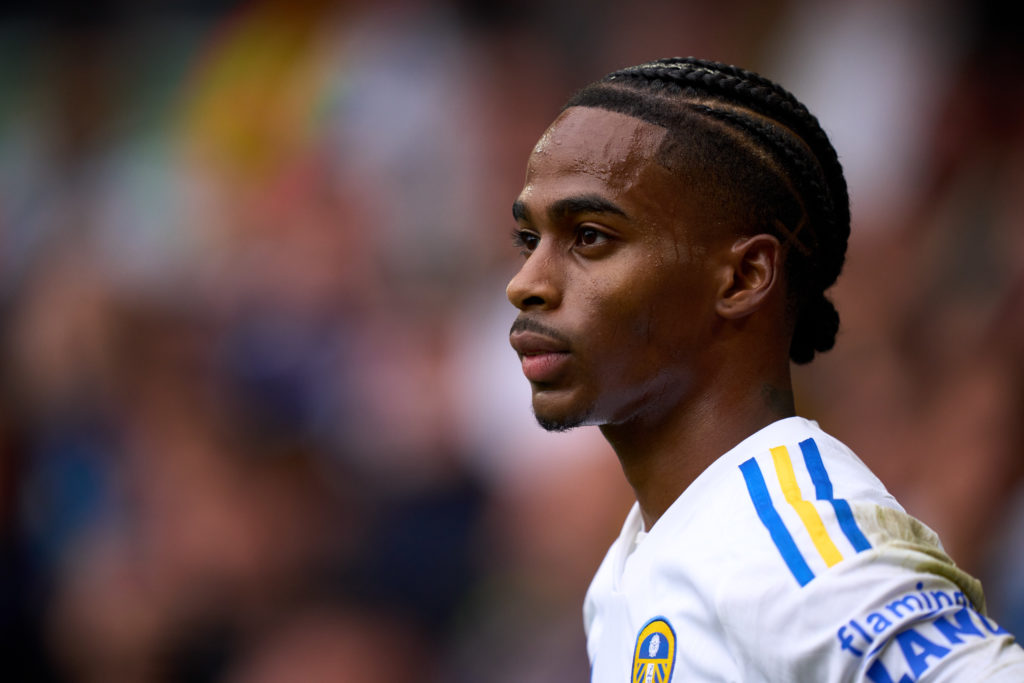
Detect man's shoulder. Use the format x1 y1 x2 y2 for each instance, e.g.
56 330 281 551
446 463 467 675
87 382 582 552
652 417 900 576
698 416 894 507
590 417 942 612
587 418 1024 681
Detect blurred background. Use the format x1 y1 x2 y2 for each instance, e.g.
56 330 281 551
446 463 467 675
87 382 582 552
1 0 1022 680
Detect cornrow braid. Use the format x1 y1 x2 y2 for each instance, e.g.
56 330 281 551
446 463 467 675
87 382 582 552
564 57 850 364
687 103 825 257
614 58 850 229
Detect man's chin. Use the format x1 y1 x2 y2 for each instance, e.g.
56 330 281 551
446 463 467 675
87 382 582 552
530 388 594 432
531 404 593 432
534 415 583 432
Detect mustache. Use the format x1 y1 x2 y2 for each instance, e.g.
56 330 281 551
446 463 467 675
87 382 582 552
510 317 572 346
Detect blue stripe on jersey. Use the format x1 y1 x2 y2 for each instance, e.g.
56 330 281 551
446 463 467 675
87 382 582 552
739 457 815 587
798 438 872 553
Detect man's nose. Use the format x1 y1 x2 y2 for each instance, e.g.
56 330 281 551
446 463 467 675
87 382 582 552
506 250 562 311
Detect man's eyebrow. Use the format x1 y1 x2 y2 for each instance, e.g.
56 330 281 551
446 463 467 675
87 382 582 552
512 194 628 223
551 194 628 219
512 199 529 222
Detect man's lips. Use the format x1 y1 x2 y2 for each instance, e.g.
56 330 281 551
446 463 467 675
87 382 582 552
519 351 570 382
509 330 571 383
509 329 568 356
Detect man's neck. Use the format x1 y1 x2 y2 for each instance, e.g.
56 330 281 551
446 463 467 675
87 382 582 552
601 376 795 530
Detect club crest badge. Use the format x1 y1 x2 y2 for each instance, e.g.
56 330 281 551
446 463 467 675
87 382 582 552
632 617 676 683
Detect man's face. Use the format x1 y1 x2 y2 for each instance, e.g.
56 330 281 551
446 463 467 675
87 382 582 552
508 106 725 431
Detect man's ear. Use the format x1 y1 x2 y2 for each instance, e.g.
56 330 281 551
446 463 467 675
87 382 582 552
715 234 782 320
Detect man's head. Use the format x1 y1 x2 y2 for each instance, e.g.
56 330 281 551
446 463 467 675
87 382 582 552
507 57 849 432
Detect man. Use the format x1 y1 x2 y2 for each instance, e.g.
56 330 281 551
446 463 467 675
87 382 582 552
506 57 1024 681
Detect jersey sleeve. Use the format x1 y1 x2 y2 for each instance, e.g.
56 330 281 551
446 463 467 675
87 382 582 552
716 498 1024 681
716 440 1024 682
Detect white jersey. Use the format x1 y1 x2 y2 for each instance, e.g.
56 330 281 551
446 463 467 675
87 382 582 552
584 417 1024 682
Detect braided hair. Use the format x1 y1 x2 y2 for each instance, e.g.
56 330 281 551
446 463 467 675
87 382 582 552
563 57 850 364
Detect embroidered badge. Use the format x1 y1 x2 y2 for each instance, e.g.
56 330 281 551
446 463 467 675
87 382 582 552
632 617 676 683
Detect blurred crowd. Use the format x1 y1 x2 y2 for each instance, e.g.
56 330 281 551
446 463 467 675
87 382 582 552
1 0 1022 681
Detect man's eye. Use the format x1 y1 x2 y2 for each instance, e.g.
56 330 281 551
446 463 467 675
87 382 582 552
576 227 608 247
512 229 539 254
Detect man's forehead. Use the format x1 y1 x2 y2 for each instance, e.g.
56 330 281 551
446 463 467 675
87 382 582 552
528 106 670 176
517 106 705 241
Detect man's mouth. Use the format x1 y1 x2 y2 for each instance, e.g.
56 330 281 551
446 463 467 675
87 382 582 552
509 326 572 383
518 348 570 383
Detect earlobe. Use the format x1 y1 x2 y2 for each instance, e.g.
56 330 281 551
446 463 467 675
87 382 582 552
715 234 781 320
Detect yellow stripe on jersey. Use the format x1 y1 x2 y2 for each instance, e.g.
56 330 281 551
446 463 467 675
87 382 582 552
770 445 844 567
